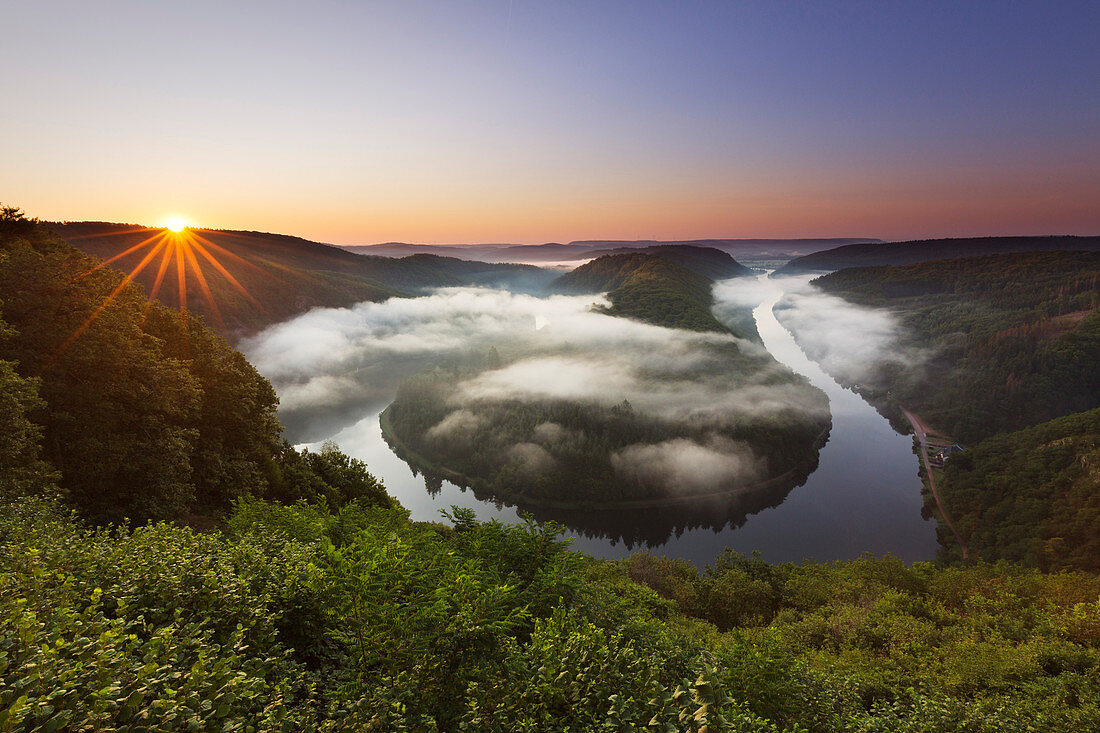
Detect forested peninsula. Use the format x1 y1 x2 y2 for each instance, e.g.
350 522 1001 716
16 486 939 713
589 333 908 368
3 209 1100 731
382 252 829 509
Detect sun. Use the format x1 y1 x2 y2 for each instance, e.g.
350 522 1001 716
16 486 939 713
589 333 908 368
164 217 188 232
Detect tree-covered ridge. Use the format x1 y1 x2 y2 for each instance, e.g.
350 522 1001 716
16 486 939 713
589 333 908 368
50 221 555 338
932 408 1100 571
582 245 756 281
4 496 1100 732
0 210 391 523
812 251 1100 443
552 251 746 335
776 235 1100 274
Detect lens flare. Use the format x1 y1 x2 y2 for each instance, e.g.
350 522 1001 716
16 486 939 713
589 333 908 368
52 227 267 366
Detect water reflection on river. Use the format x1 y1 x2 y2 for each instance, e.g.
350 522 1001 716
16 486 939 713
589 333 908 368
294 275 937 567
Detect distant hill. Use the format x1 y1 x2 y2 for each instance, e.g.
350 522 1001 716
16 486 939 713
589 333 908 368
551 250 750 335
775 235 1100 274
569 238 880 260
575 245 755 280
49 222 553 338
346 237 880 264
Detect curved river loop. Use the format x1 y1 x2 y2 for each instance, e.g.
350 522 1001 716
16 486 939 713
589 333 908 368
292 274 937 567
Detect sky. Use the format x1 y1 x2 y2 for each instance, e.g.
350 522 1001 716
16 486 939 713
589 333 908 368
2 0 1097 244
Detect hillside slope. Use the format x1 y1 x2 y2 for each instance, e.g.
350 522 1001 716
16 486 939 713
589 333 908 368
808 251 1100 443
937 407 1100 570
0 213 394 523
50 222 553 337
776 235 1100 274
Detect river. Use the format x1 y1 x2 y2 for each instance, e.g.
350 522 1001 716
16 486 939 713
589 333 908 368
294 274 937 566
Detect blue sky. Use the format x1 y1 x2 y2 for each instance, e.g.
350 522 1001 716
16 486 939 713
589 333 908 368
2 1 1097 242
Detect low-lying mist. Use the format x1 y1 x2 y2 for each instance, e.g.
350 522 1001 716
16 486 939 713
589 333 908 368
242 282 830 491
770 275 928 387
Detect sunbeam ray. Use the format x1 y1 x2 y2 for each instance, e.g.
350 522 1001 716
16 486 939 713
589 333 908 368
181 237 225 331
47 236 171 370
74 231 167 280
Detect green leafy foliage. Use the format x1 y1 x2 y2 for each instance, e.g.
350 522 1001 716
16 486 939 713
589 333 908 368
0 303 58 501
6 495 1099 731
4 207 1098 730
623 550 1100 732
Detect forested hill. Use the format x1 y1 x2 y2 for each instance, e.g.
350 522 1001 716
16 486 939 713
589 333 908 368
580 244 755 279
346 237 879 262
812 250 1100 443
936 407 1100 571
775 235 1100 274
551 250 748 334
49 221 554 338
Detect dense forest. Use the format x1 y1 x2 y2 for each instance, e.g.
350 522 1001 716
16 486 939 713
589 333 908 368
551 250 753 336
382 351 828 508
5 210 1100 730
933 408 1100 571
50 221 555 338
384 252 826 508
776 235 1100 274
810 251 1100 443
802 251 1100 570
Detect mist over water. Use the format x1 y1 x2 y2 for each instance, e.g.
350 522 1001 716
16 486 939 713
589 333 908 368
244 275 936 566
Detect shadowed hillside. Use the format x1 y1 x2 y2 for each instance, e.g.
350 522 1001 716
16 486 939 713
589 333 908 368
775 235 1100 274
50 222 554 338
